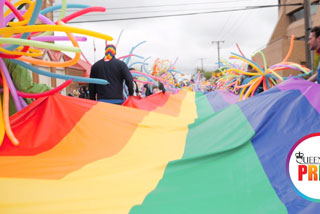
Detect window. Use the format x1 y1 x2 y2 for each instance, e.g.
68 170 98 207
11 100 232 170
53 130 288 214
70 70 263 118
295 36 305 41
288 2 319 23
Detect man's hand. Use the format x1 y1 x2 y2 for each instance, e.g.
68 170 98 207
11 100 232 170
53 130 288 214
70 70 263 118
308 73 317 82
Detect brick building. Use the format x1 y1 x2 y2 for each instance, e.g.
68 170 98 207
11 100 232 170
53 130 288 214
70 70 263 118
255 0 320 76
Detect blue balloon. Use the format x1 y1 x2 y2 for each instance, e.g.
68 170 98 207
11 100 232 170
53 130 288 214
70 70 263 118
40 4 90 15
231 52 265 74
6 0 43 51
10 59 108 85
131 73 158 86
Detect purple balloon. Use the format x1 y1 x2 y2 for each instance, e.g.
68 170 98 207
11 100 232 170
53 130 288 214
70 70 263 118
4 9 55 25
0 58 23 111
18 95 28 108
32 35 87 42
0 0 5 28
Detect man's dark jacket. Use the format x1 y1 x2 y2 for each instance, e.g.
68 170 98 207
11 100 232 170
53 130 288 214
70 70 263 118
89 58 134 100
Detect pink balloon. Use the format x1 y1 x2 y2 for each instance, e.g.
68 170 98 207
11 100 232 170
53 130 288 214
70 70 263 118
17 79 72 98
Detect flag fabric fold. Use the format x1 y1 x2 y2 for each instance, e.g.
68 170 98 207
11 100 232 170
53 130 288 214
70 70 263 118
1 79 319 213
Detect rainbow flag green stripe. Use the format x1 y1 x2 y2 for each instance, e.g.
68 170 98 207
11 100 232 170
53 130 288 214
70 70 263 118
130 99 287 213
3 78 320 213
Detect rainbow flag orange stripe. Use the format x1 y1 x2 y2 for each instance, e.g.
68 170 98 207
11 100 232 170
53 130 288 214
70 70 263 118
1 79 320 213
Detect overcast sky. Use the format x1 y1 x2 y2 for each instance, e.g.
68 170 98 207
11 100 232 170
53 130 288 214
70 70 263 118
53 0 279 74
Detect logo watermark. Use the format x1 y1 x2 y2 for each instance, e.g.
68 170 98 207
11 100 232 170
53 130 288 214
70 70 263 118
286 133 320 202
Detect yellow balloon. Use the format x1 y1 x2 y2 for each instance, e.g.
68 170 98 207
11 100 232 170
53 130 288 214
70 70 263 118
4 0 32 17
266 69 283 81
0 46 43 57
0 25 113 41
230 55 264 76
0 98 4 147
0 68 19 146
0 37 81 52
18 21 81 67
6 0 34 27
225 68 259 76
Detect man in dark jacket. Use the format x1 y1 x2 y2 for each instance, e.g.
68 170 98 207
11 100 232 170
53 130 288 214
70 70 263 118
89 44 134 104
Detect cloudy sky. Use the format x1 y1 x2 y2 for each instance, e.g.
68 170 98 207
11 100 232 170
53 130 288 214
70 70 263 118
53 0 279 74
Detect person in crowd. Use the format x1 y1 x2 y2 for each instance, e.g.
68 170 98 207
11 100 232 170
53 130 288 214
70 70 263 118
79 86 86 99
1 58 51 115
307 26 320 83
89 44 134 104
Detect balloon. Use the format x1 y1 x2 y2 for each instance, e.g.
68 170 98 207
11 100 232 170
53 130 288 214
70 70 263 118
282 35 294 62
18 79 72 98
5 0 42 50
266 69 283 81
18 20 82 67
18 95 28 108
133 78 153 85
4 0 24 22
256 51 267 72
124 41 147 64
263 76 268 91
0 96 4 146
128 61 148 68
131 73 158 86
59 7 106 23
225 68 258 76
0 65 19 146
6 1 34 27
118 54 135 60
121 54 144 61
32 35 87 42
250 76 263 96
271 62 309 74
58 0 67 21
0 46 42 57
4 0 32 17
0 43 31 59
10 59 108 85
5 10 55 25
0 58 23 111
0 0 5 28
40 4 90 15
230 53 265 75
0 37 81 52
0 24 113 41
130 70 166 84
236 43 246 58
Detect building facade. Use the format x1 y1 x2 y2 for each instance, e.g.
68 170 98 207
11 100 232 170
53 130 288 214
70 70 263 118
31 49 91 96
255 0 320 76
29 0 92 96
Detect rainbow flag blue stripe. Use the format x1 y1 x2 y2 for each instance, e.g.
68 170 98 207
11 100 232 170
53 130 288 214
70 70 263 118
0 79 319 213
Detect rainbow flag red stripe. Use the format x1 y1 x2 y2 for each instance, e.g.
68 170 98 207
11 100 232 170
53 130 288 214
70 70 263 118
1 79 320 213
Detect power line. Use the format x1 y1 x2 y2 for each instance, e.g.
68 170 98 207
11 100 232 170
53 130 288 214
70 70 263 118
53 0 253 12
54 4 280 18
219 0 256 44
54 5 259 17
53 6 253 17
63 3 305 23
217 0 253 43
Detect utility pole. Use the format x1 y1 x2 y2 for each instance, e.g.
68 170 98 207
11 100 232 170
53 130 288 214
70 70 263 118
211 41 224 68
93 39 96 63
304 0 312 69
199 58 205 71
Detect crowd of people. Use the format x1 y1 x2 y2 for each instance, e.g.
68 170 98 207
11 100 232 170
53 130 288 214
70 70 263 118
68 86 90 99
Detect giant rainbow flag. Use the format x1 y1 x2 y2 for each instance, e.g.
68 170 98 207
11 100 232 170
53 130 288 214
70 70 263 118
1 78 320 213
